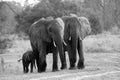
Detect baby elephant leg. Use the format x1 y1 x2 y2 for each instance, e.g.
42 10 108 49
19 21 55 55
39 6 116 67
30 61 34 73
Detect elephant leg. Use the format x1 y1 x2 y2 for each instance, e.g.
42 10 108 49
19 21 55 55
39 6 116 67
56 41 67 70
33 50 39 72
31 42 39 72
38 42 47 72
30 62 33 73
64 50 67 68
36 54 40 72
23 60 28 73
65 40 71 69
39 56 47 73
23 62 26 73
52 47 58 72
68 37 77 70
77 39 85 69
25 63 29 73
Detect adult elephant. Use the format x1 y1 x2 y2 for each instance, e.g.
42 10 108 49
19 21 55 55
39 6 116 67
29 17 67 72
62 16 91 69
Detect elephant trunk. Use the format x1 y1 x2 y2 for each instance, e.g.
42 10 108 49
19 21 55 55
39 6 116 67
53 35 66 69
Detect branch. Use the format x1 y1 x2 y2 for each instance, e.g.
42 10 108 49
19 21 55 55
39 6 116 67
5 2 18 16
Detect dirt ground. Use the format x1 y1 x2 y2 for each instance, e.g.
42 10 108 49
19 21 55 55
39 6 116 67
0 52 120 80
0 33 120 80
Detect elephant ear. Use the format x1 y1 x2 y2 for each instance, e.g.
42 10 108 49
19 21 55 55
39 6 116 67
78 17 91 40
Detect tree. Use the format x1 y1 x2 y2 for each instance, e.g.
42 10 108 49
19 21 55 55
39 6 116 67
114 0 120 28
15 0 79 34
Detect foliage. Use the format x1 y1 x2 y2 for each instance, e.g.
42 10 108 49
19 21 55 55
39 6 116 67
15 0 79 34
15 0 120 35
0 34 12 54
88 14 102 34
0 1 22 34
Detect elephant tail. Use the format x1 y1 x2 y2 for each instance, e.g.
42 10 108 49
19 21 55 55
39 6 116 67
18 59 22 62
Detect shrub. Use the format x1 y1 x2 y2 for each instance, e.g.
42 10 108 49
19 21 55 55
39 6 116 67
88 14 102 34
0 34 12 54
15 0 78 34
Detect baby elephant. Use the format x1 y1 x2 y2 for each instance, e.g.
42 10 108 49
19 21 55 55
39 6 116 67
18 50 36 73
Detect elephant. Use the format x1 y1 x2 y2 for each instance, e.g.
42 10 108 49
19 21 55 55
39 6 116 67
29 17 67 72
18 50 36 73
61 15 91 69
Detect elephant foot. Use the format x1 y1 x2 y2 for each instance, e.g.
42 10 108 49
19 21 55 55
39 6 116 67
69 62 76 70
77 65 85 69
52 66 59 72
24 69 29 73
38 62 47 73
52 69 59 72
38 70 45 73
61 66 67 70
69 66 77 70
38 68 46 73
61 64 67 70
77 61 85 69
24 71 28 73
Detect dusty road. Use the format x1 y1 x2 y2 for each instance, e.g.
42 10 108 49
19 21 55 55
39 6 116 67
0 34 120 80
0 52 120 80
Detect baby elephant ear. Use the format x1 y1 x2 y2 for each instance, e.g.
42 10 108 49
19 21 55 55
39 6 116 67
78 17 91 40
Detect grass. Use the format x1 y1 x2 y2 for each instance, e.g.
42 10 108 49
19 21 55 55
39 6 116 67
3 32 120 55
0 32 120 80
84 32 120 53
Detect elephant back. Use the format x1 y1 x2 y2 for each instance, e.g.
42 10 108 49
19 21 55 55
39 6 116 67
29 19 52 43
22 50 34 62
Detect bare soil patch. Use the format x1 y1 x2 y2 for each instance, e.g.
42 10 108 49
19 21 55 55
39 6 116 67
0 34 120 80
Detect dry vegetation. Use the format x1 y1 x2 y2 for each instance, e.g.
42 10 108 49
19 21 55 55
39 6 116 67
0 0 120 79
0 32 120 80
84 32 120 53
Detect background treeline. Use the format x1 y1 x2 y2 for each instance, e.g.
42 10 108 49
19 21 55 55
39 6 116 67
0 0 120 54
0 0 120 34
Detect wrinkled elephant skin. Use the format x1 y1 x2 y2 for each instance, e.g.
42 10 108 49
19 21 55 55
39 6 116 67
62 16 91 69
29 18 67 72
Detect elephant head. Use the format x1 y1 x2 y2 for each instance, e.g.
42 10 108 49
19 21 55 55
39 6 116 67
78 16 91 40
47 18 65 46
69 14 91 39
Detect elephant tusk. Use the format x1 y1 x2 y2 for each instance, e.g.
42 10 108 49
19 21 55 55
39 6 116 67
69 37 71 40
53 41 57 47
63 40 67 46
79 36 83 40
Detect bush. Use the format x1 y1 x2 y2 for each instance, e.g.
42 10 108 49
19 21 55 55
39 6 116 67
110 26 120 35
88 14 102 34
0 34 12 54
15 0 78 34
